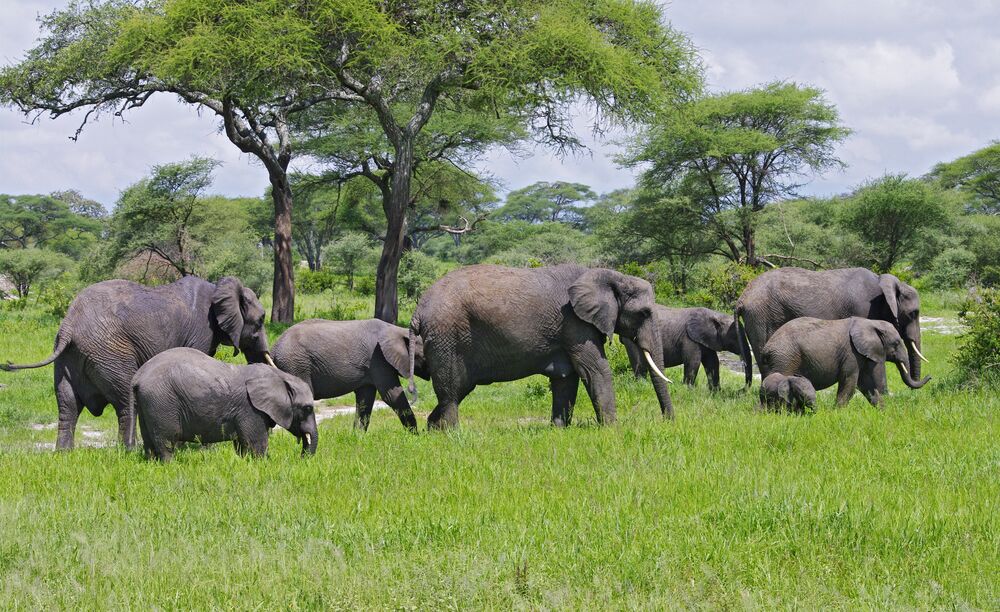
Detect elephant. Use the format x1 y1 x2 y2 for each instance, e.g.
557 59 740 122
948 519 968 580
133 348 317 461
735 267 928 387
759 317 930 407
407 264 674 429
271 318 428 432
620 305 741 390
0 276 270 449
759 373 816 413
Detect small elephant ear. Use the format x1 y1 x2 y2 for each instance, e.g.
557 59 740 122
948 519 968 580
569 269 618 338
246 369 294 430
850 319 885 362
776 377 792 403
687 312 723 351
377 325 411 378
879 274 900 320
212 277 245 355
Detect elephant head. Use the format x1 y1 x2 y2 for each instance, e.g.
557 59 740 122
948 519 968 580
378 325 427 380
879 274 926 380
761 373 816 411
688 309 741 354
850 318 930 390
212 277 271 364
246 366 318 455
569 269 674 417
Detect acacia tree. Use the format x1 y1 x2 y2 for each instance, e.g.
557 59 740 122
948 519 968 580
0 1 340 322
494 182 596 227
623 82 849 267
928 142 1000 214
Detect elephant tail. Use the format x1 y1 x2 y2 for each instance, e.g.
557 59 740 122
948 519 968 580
406 314 419 404
735 305 753 388
1 331 71 371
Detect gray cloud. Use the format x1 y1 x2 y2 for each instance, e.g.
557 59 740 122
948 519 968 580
1 0 998 206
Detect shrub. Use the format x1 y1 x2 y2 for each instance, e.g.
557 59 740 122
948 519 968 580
399 250 442 299
201 238 272 297
953 288 1000 387
925 248 976 289
296 269 339 294
0 248 74 299
688 261 759 310
323 233 379 292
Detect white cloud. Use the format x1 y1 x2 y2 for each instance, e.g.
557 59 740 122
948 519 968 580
978 83 1000 115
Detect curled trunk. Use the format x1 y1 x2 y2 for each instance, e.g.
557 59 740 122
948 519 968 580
896 361 930 389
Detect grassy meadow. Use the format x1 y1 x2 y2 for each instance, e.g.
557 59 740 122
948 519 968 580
0 291 997 609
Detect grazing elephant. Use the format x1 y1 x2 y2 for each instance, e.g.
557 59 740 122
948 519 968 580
759 317 930 407
133 348 317 461
271 319 428 432
620 305 741 389
759 373 816 413
0 276 270 449
735 267 928 387
408 264 674 429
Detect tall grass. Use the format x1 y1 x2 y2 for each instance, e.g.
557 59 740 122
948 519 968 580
0 297 996 608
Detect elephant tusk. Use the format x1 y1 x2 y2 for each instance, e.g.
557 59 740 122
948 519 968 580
304 433 311 447
909 341 929 363
264 353 277 368
899 362 909 376
643 350 673 384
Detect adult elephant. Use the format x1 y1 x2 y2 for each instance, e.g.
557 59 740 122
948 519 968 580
271 319 428 432
734 267 928 386
0 276 271 449
620 305 740 390
407 264 674 429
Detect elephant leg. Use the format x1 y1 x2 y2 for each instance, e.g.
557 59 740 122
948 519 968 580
701 349 721 391
371 360 418 432
835 374 857 406
54 371 82 450
682 349 701 387
550 374 580 427
568 342 616 425
112 399 136 450
427 376 472 431
354 385 377 432
859 362 886 408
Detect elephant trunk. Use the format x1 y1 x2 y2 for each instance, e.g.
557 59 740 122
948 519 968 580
735 306 753 388
902 320 923 382
895 361 931 389
637 324 673 419
300 415 318 456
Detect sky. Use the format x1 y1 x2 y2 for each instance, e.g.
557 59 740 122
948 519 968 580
1 0 998 207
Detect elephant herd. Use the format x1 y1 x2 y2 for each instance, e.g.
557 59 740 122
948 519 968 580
0 264 931 461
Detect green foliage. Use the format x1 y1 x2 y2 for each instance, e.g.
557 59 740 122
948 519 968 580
296 269 340 295
954 289 1000 387
323 232 379 292
200 237 272 297
928 141 1000 214
0 248 74 299
493 181 595 227
485 222 598 268
35 273 80 317
398 250 443 299
925 248 976 290
687 260 760 311
840 174 952 273
0 193 104 257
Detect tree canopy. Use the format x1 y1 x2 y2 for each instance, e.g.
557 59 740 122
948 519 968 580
928 142 1000 215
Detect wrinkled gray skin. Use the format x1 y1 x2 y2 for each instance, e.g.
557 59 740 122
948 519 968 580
0 276 269 450
759 373 816 414
133 348 317 461
271 319 428 432
735 267 924 387
409 264 673 429
621 305 740 390
760 317 930 407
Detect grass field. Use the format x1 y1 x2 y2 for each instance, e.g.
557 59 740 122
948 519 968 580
0 292 997 608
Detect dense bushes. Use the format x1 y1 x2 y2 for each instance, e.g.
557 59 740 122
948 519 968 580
953 289 1000 388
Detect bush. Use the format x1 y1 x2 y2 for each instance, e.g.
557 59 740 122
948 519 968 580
201 238 272 297
687 261 759 310
399 250 442 299
953 288 1000 387
296 269 339 294
925 248 976 289
323 233 379 292
0 248 74 299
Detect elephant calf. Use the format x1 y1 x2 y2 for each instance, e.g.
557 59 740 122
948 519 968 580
760 317 930 407
621 305 741 389
133 348 318 461
759 373 816 413
271 319 427 431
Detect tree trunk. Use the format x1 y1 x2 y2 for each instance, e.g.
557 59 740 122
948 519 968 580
743 220 757 267
269 172 295 324
374 138 413 324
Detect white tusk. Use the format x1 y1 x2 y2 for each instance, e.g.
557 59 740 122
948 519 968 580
909 341 929 363
899 362 909 376
304 433 312 447
643 350 673 384
265 353 277 368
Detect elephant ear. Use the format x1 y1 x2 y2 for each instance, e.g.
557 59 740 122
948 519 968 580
687 312 723 351
245 369 294 430
212 277 245 355
879 274 900 320
850 319 886 362
569 269 618 337
776 377 792 404
377 325 411 378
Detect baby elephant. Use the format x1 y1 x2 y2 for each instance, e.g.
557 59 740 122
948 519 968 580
759 373 816 413
760 317 930 407
133 348 318 461
271 319 428 431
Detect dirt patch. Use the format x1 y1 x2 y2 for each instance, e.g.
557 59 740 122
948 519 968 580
30 422 112 451
313 399 389 423
921 316 965 336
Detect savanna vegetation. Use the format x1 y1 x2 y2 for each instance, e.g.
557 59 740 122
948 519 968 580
1 0 998 608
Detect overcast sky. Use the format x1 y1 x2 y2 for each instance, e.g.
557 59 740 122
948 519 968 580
1 0 998 207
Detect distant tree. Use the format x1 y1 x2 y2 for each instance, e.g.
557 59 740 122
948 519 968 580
0 193 103 256
494 182 596 227
0 248 73 299
622 82 850 266
840 174 951 273
928 142 1000 214
49 190 107 220
323 233 379 293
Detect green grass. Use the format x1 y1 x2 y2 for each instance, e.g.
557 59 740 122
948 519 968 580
0 296 997 608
